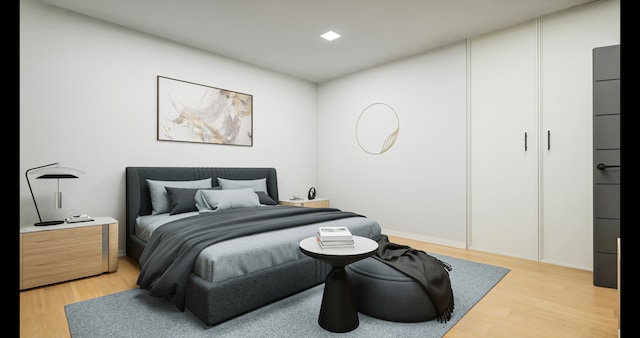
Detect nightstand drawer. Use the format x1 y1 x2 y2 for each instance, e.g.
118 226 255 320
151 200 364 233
20 217 119 290
22 226 103 289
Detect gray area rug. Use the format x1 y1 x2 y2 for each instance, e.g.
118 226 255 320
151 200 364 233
66 254 509 338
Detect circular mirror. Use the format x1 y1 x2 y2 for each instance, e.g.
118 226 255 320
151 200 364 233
355 103 399 155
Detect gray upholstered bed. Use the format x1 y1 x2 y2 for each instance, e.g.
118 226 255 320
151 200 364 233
125 167 382 326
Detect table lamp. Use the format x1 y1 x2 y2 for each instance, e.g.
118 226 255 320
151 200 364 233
26 162 85 226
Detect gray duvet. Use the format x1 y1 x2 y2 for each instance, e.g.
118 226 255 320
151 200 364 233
138 207 380 307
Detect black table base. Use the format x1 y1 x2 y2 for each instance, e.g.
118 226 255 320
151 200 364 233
318 266 359 333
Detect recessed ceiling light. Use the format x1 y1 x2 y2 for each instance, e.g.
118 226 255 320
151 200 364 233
320 30 341 41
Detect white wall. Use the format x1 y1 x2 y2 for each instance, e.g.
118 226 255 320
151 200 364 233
19 0 319 253
317 42 468 248
315 0 618 251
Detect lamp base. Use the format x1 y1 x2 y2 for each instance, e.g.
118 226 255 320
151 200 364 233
34 220 65 226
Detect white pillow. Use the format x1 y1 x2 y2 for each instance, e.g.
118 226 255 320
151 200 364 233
147 178 212 215
217 177 267 193
195 189 260 212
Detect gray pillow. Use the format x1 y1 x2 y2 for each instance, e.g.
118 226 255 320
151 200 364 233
166 186 221 215
147 178 212 215
255 191 277 205
195 189 260 212
217 177 267 193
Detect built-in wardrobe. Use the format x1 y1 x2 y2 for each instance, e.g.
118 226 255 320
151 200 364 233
468 0 619 270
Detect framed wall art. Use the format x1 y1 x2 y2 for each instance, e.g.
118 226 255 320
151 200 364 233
355 102 399 155
157 76 253 146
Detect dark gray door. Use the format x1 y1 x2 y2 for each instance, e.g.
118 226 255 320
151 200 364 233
593 44 620 288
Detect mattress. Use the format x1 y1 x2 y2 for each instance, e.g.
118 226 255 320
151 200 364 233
136 210 382 283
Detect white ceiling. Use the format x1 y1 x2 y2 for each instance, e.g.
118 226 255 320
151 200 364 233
40 0 597 83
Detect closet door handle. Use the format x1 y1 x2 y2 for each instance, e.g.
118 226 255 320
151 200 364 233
547 130 551 150
524 132 528 151
596 163 620 171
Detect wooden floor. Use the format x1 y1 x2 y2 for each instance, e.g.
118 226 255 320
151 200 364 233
19 235 620 338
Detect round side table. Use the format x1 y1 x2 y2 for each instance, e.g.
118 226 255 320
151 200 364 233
299 236 378 333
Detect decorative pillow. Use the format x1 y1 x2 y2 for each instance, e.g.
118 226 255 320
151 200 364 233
195 189 260 212
255 191 277 205
166 186 221 215
147 178 212 215
217 177 267 193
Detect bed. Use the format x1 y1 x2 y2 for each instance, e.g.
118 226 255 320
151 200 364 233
125 166 382 326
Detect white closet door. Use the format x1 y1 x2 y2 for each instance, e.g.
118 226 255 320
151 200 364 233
469 20 539 261
540 0 620 270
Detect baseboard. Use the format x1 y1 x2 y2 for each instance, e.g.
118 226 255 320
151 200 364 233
381 228 466 249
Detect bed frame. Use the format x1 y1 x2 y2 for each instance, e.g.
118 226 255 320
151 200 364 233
125 167 331 325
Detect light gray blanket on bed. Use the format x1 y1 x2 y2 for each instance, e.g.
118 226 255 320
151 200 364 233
137 206 366 311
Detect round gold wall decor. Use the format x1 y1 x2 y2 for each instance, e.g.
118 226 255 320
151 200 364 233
355 103 399 155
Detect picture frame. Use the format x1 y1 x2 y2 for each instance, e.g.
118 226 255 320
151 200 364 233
157 76 253 146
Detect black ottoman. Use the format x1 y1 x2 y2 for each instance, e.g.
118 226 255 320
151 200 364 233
346 257 437 322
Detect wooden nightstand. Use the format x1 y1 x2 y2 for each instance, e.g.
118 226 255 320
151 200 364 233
279 198 330 208
19 216 119 290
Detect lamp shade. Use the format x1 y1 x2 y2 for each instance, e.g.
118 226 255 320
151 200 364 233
28 166 86 179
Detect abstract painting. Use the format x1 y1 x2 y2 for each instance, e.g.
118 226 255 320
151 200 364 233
157 76 253 146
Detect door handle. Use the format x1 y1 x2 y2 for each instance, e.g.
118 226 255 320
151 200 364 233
524 132 528 151
547 130 550 150
596 163 620 171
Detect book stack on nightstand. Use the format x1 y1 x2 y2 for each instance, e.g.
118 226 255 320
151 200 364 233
65 214 94 223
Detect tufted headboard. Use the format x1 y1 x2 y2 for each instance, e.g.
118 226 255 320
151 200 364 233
125 167 279 262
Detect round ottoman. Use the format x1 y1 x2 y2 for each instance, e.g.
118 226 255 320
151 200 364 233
346 257 437 322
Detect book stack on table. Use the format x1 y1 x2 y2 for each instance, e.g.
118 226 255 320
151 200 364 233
316 226 354 248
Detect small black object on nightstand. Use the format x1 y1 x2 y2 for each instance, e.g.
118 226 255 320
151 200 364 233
308 187 316 200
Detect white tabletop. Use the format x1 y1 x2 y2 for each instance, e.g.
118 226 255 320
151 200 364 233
280 197 329 203
20 216 118 233
299 235 378 256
